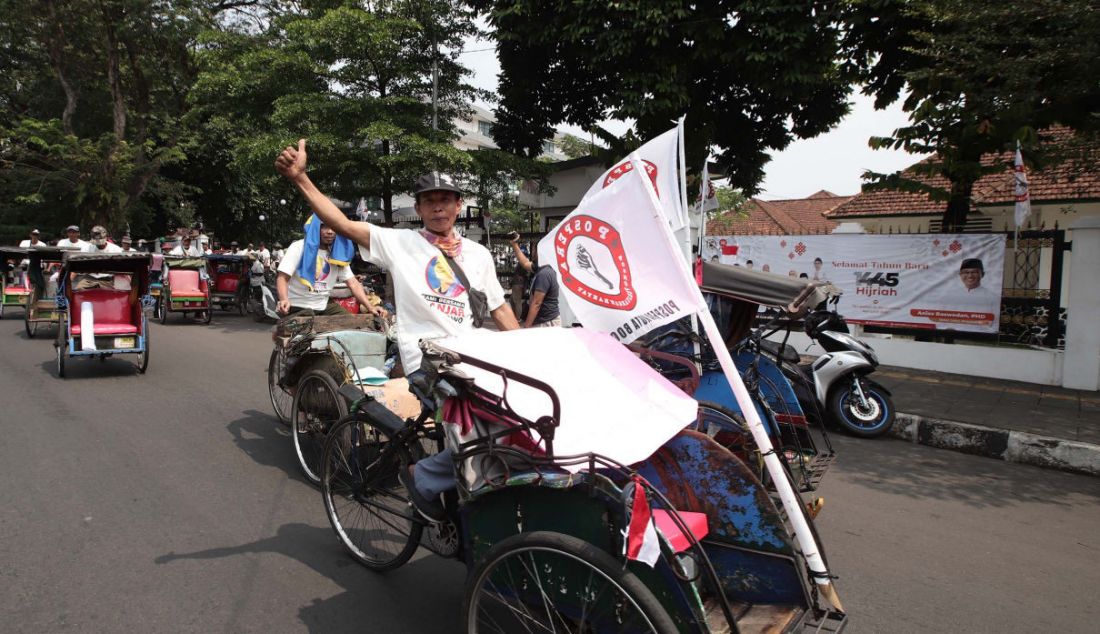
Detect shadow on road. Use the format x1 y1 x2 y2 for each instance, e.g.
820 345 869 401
38 356 142 380
833 436 1100 509
154 522 464 633
226 409 303 480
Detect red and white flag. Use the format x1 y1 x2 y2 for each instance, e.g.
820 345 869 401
624 476 660 567
1014 141 1031 231
582 126 687 231
539 153 705 344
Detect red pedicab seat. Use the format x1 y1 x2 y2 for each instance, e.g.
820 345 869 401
214 273 239 294
652 509 710 553
70 289 139 335
167 269 206 300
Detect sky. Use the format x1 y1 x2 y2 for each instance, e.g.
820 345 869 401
459 36 924 202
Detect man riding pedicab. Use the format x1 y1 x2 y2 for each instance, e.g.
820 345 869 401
275 218 383 319
276 139 520 521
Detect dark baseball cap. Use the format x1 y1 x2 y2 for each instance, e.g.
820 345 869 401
413 172 463 196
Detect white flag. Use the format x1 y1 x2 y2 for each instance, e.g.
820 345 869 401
1014 141 1031 231
582 126 686 231
539 154 705 344
699 159 718 214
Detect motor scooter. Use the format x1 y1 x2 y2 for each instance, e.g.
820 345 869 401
759 303 895 438
249 269 279 322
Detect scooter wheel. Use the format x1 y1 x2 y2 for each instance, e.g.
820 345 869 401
827 379 895 439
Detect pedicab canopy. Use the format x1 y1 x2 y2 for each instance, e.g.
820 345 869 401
431 327 698 472
162 256 208 269
700 261 836 314
62 251 153 274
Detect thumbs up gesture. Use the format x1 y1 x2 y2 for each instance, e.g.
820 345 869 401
275 138 308 181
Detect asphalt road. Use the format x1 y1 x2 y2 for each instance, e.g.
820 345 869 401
1 313 1097 633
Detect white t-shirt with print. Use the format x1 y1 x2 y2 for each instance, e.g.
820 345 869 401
57 238 89 250
277 239 352 310
361 226 505 372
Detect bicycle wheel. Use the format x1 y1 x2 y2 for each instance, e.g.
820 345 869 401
321 416 423 571
291 370 347 484
267 348 293 425
465 531 678 634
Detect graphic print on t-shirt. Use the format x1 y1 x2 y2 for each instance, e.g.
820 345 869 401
423 255 468 323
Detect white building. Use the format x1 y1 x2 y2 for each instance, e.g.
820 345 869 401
380 104 568 233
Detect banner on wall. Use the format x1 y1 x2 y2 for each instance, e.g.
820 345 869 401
701 233 1007 333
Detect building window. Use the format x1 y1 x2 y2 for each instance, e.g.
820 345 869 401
542 140 555 155
478 120 493 137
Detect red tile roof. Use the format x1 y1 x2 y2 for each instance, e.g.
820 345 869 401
706 190 852 235
829 129 1100 219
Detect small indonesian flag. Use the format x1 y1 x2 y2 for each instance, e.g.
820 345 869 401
1014 141 1031 230
625 476 661 567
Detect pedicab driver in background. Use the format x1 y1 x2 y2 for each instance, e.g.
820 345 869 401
276 139 520 522
275 218 379 318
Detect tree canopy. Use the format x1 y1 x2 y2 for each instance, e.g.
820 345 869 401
469 0 855 196
845 0 1100 229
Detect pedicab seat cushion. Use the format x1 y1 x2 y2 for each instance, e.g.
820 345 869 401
168 270 204 298
214 274 239 294
70 289 139 335
653 509 709 553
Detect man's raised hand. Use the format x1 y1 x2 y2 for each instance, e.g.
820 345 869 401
275 138 308 181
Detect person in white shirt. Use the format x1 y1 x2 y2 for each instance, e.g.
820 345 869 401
81 226 123 254
275 225 376 317
168 235 202 257
119 235 138 253
19 228 47 248
56 225 89 250
76 226 127 289
276 139 520 522
258 243 271 266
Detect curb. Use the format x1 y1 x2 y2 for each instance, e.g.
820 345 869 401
890 413 1100 477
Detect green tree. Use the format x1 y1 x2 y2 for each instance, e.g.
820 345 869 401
846 0 1100 230
557 133 596 160
0 0 239 240
192 0 546 235
468 0 853 195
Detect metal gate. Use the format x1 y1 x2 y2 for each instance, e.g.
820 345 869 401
999 229 1068 349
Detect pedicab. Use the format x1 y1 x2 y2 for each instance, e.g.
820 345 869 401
267 312 401 484
159 256 212 324
22 246 72 337
636 262 839 492
54 252 152 378
205 253 252 315
320 328 847 633
329 282 362 314
0 246 31 319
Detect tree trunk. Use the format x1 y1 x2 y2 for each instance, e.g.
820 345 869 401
98 0 126 140
381 140 393 227
43 0 79 135
940 178 974 233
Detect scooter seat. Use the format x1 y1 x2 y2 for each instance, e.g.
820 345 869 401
758 339 801 364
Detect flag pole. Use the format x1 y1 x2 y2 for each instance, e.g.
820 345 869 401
628 154 844 613
676 116 692 261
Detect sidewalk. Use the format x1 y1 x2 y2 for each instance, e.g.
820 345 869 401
873 366 1100 476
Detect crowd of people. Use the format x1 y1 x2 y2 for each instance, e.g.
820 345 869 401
15 224 289 269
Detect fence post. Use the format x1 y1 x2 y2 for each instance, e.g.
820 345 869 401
1062 217 1100 390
